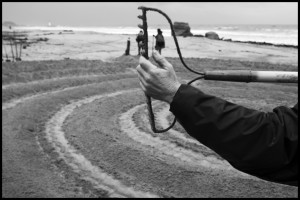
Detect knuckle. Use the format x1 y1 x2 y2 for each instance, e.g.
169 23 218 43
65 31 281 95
156 56 164 62
152 70 160 77
165 63 173 69
144 75 151 82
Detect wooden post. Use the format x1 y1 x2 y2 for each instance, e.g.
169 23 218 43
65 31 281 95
19 40 23 60
2 40 10 62
14 32 19 60
9 36 15 61
125 37 130 55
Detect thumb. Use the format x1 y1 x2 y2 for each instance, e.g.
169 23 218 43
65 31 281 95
152 50 172 69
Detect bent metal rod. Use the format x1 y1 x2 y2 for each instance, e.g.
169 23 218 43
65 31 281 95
137 6 298 133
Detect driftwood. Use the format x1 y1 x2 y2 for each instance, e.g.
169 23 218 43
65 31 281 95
2 31 28 62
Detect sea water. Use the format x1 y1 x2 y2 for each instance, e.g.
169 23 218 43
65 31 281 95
190 24 298 46
12 24 298 46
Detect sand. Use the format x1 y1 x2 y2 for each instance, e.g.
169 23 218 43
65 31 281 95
2 30 298 197
3 29 298 65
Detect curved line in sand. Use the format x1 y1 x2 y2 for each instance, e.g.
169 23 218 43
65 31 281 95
2 75 100 90
2 74 134 111
3 81 156 197
2 84 94 111
154 104 204 146
2 71 136 90
43 88 240 198
119 103 251 178
3 80 252 196
45 89 158 198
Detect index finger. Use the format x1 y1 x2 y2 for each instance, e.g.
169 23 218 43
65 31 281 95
152 50 172 69
139 55 157 73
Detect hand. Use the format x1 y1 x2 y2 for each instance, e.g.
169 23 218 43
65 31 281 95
136 50 181 104
138 41 143 47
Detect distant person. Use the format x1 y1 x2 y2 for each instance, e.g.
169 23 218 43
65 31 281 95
136 50 298 187
154 29 165 55
136 30 144 55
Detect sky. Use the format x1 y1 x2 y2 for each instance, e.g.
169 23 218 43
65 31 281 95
2 2 298 27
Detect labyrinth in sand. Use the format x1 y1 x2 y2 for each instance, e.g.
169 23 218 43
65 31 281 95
2 57 298 197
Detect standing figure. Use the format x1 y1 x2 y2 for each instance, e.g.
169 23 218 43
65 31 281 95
136 30 144 55
154 29 165 55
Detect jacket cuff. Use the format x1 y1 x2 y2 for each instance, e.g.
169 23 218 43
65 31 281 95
170 84 204 115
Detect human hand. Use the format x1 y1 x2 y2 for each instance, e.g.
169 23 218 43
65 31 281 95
138 41 144 47
136 50 181 104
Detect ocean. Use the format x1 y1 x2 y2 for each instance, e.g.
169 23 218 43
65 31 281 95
11 24 298 46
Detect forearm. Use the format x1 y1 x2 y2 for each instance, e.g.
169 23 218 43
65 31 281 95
170 84 298 184
136 49 298 186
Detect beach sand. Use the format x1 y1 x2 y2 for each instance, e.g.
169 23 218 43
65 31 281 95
2 30 298 198
3 29 298 65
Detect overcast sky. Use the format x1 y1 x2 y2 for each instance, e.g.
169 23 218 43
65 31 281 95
2 2 298 26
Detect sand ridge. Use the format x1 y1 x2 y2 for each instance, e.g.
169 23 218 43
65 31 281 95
2 54 298 197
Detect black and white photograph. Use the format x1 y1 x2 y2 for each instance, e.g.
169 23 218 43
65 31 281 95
2 2 298 198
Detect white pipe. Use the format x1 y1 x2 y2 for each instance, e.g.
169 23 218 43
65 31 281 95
204 70 298 83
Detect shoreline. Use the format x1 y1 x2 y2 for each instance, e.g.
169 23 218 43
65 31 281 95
2 29 298 66
3 27 298 49
225 39 298 49
111 32 298 48
89 32 299 49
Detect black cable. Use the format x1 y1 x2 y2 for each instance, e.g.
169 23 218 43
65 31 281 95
139 6 205 133
141 7 205 76
187 76 205 85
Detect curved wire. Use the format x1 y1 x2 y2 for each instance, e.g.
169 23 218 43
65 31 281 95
140 6 205 76
187 75 205 85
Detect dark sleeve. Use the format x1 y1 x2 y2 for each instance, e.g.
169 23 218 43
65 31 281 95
170 84 298 186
